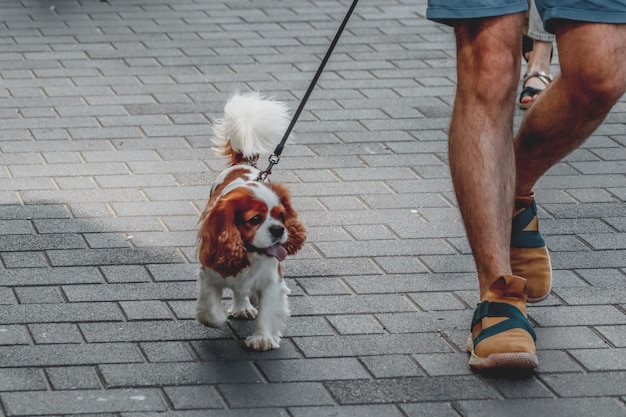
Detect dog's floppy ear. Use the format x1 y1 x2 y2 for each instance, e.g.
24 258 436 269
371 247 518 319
198 195 250 278
269 183 306 255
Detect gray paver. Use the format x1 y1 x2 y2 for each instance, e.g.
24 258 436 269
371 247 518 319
1 389 166 416
1 0 626 414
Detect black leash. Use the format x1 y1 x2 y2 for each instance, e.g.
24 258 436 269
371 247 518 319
257 0 359 182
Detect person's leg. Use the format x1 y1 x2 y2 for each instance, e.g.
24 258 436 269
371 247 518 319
525 40 552 75
451 15 540 371
519 0 555 109
519 41 553 109
511 22 626 303
449 13 524 297
515 22 626 195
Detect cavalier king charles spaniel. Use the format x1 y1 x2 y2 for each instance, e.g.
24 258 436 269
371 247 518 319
196 92 306 351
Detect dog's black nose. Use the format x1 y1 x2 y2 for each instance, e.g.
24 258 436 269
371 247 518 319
269 225 284 238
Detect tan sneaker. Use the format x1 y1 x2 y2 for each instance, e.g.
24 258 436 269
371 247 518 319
510 193 552 302
467 275 538 371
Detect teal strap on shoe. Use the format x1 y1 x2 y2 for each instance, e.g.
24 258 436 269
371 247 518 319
471 301 537 348
511 199 545 248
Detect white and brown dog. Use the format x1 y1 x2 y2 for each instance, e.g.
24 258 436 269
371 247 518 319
196 92 306 351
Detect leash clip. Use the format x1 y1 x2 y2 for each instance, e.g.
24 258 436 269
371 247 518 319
256 154 280 182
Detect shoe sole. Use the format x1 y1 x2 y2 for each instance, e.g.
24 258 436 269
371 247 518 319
469 350 539 370
467 334 538 371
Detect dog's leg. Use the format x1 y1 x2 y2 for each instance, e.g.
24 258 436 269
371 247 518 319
229 289 258 319
245 280 290 351
195 269 227 328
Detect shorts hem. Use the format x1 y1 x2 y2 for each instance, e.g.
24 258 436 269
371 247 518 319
544 8 626 26
427 2 527 25
526 30 555 42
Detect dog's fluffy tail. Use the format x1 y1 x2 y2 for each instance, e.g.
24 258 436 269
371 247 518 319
212 92 290 165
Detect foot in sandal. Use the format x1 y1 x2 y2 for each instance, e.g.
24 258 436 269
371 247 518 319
519 70 552 110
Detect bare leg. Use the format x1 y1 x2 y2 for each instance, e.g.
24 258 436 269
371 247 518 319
525 40 552 78
449 14 524 297
520 39 553 108
516 22 626 195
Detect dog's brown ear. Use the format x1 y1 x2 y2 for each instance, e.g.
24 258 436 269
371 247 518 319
198 197 250 278
269 183 306 255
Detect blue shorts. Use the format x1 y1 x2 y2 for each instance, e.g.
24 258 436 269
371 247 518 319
427 0 626 32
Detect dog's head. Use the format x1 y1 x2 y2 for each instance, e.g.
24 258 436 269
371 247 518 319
198 181 306 278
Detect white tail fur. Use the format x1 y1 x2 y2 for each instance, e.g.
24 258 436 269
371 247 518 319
212 92 290 159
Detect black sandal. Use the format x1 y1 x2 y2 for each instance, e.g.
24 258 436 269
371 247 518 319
519 70 552 110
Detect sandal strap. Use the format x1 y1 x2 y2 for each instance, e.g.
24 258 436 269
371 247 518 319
519 86 543 101
523 70 552 86
511 199 545 248
471 301 537 347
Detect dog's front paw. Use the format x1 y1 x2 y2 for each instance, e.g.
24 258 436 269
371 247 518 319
229 305 258 319
196 306 227 328
245 334 280 351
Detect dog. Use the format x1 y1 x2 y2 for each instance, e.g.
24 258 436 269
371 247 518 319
196 92 306 351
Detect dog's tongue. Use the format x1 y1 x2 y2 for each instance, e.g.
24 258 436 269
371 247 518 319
266 244 287 261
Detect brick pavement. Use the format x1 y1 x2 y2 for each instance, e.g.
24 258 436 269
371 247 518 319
1 0 626 416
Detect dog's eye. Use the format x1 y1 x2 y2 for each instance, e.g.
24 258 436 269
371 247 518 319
248 214 263 225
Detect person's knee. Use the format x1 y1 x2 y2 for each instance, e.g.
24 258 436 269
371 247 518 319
556 23 626 113
457 51 519 106
454 18 522 107
562 67 626 115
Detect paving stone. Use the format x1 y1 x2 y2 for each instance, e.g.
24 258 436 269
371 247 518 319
0 325 30 346
219 382 335 408
531 305 626 326
542 371 626 397
257 358 370 382
0 343 143 367
1 389 166 416
15 286 64 304
413 353 473 376
79 321 229 343
29 323 83 344
399 402 461 417
359 355 423 378
163 385 223 410
290 294 416 316
0 267 103 286
47 248 185 267
101 265 152 284
122 409 290 417
569 348 626 371
326 315 386 335
325 376 497 404
191 340 301 361
596 325 626 347
289 405 404 417
45 367 102 390
455 398 626 417
63 281 195 304
34 217 164 234
292 333 453 358
0 303 122 324
99 362 259 388
139 342 196 363
0 368 47 391
119 301 173 320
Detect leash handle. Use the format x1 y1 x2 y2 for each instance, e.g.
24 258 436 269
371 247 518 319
257 0 359 182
